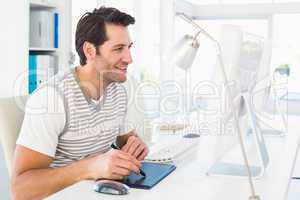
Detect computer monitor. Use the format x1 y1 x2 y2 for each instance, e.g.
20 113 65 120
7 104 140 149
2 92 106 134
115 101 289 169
205 24 269 178
251 39 288 136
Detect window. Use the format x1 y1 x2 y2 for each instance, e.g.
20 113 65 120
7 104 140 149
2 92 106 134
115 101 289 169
222 0 272 3
185 0 300 4
272 14 300 92
173 1 300 93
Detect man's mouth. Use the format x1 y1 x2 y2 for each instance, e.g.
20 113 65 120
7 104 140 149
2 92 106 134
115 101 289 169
115 66 127 74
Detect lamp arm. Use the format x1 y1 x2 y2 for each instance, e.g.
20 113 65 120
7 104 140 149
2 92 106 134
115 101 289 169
178 13 218 43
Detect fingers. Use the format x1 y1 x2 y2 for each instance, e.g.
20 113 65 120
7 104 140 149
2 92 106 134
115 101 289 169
121 136 149 160
108 150 143 179
115 156 140 174
111 165 131 176
133 143 144 158
121 136 136 152
91 149 143 180
122 136 143 154
111 173 124 180
137 147 149 161
127 140 141 155
115 150 141 167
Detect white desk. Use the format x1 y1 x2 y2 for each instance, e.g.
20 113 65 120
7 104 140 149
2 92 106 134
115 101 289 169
46 116 300 200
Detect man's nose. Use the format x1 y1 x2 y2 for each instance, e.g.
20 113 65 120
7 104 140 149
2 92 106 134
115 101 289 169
122 49 133 64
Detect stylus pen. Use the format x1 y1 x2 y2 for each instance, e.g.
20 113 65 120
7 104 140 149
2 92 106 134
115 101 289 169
111 143 146 177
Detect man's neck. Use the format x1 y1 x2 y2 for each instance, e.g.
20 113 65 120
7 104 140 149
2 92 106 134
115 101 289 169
75 64 110 100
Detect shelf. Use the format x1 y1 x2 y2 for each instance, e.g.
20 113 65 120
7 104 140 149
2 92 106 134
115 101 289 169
29 47 58 52
30 0 57 9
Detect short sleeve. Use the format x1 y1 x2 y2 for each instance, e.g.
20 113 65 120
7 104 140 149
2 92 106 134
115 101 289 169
16 86 66 157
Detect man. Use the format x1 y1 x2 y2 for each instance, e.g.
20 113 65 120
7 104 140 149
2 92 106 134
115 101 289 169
11 7 148 200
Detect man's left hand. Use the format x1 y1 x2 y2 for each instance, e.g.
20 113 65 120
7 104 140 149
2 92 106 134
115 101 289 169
121 135 149 161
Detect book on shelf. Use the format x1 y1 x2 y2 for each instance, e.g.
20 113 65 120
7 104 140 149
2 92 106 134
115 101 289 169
28 54 58 94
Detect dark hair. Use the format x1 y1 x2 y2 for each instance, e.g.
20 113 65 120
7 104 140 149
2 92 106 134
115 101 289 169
75 6 135 65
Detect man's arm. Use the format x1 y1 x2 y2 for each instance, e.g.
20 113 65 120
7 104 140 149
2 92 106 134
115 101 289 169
11 145 86 200
11 145 141 200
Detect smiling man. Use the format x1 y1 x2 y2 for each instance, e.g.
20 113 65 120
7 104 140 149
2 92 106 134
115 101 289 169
11 7 148 200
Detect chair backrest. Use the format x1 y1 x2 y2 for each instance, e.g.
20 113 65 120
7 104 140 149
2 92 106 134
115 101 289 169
122 78 153 144
0 96 27 176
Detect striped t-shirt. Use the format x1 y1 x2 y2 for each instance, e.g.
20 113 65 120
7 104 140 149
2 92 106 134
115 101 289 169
17 68 127 167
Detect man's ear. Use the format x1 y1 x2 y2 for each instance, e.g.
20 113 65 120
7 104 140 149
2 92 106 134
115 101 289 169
83 42 97 62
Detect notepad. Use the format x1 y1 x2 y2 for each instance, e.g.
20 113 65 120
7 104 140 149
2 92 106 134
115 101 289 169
122 162 176 189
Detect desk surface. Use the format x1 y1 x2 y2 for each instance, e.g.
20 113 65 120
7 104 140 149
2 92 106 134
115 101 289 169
46 116 300 200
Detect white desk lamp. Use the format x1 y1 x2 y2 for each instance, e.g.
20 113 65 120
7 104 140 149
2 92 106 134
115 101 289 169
171 13 261 200
159 34 199 134
169 34 198 130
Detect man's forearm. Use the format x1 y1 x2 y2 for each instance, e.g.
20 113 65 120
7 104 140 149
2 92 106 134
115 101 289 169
11 158 91 200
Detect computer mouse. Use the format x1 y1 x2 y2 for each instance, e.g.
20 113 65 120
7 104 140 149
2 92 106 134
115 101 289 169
94 180 130 195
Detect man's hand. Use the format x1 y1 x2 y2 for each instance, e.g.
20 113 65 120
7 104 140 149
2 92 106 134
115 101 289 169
121 135 149 161
86 149 141 180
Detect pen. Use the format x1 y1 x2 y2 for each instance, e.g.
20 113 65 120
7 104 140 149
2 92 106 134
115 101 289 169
111 143 146 177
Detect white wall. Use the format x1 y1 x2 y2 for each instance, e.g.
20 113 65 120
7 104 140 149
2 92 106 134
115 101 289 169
0 147 10 200
0 0 28 98
0 1 28 199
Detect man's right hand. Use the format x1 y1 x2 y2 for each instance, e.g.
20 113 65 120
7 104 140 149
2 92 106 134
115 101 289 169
85 149 141 180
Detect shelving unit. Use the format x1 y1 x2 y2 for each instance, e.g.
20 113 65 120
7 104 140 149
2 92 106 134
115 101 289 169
0 0 71 97
28 0 71 94
29 47 58 52
30 1 57 9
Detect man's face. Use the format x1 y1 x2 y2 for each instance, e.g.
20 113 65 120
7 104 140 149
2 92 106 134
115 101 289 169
93 23 133 83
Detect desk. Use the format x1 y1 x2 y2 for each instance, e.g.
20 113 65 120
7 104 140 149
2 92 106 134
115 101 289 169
46 116 300 200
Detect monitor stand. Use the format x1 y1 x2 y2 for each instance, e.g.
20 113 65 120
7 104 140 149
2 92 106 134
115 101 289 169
207 92 269 178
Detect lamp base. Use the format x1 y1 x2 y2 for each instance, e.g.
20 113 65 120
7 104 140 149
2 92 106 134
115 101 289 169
249 195 261 200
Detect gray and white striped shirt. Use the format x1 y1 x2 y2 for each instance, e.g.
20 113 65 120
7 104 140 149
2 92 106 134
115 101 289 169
17 68 127 167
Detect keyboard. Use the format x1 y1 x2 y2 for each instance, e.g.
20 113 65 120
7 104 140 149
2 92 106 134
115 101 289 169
145 136 200 163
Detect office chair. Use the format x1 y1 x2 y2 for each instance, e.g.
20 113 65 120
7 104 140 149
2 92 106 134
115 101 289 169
0 96 27 176
122 77 153 144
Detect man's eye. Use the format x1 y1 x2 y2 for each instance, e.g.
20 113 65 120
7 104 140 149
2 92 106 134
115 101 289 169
114 47 123 52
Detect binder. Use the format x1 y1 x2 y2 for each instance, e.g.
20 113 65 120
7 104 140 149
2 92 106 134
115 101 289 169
29 55 37 94
28 54 57 94
30 10 55 48
54 13 59 48
122 162 176 189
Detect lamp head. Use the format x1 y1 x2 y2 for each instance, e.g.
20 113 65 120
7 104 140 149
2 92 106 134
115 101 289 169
171 34 200 70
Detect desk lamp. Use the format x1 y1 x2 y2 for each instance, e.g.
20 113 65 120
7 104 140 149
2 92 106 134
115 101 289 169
171 13 261 200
